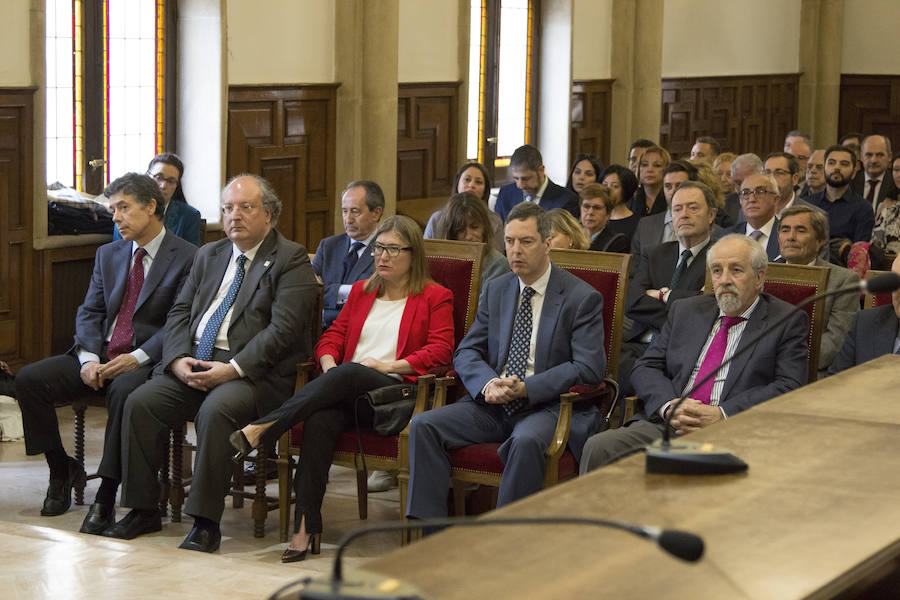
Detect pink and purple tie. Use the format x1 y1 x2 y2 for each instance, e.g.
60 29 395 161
691 315 745 404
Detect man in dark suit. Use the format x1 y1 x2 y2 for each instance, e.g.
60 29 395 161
800 149 826 199
406 202 606 518
727 172 781 261
860 135 897 215
580 234 809 472
313 180 383 330
807 145 874 244
493 144 578 221
629 160 700 277
784 131 813 190
722 153 765 225
777 206 859 376
830 255 900 374
15 173 196 525
107 175 319 552
619 182 718 395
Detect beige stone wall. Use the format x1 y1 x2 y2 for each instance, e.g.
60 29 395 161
398 0 459 82
662 0 801 77
0 0 32 86
842 0 900 74
572 0 612 80
227 0 335 84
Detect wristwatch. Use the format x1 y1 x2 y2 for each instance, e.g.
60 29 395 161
658 287 670 302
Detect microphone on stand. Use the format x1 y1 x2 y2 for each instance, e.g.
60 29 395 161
645 271 900 475
267 516 705 600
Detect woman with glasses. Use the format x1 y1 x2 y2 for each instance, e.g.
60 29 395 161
424 161 504 253
112 153 203 246
434 192 510 285
228 215 454 563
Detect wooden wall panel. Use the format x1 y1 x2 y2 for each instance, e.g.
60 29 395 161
660 75 799 159
571 80 613 166
0 89 35 368
227 85 337 253
42 245 98 355
839 75 900 144
397 83 459 201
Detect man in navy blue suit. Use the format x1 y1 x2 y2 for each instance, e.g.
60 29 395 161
15 173 196 527
727 172 781 261
406 202 606 518
312 180 383 329
493 145 579 221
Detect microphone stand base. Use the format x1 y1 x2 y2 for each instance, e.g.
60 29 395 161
645 439 748 475
296 569 424 600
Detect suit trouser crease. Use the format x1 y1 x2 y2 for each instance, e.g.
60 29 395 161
579 419 666 475
405 397 559 520
253 362 397 534
16 354 152 485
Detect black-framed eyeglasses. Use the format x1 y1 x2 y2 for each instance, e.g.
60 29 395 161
739 187 776 198
372 244 412 257
148 172 179 187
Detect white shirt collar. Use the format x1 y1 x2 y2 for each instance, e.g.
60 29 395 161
745 216 776 238
532 176 550 202
133 226 167 260
678 235 711 257
231 236 265 265
518 262 552 296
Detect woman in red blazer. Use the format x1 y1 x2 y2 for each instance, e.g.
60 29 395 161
229 215 454 562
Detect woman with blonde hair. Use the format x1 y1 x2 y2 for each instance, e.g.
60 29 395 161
546 208 589 250
629 145 671 217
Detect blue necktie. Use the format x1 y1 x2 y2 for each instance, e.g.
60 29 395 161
195 254 247 361
342 241 365 283
504 286 535 416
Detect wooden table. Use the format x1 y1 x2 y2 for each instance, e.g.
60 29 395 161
362 354 900 599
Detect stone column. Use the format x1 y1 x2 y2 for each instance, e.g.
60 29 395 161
798 0 844 146
334 0 399 226
609 0 663 162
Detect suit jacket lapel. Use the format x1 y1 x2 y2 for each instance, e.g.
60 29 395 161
349 242 375 281
135 231 174 313
192 241 232 335
496 276 520 370
396 290 422 359
230 230 278 325
534 268 564 373
766 219 780 260
107 242 133 320
721 296 769 399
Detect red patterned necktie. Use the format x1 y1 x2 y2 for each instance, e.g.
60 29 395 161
691 316 745 404
107 247 147 360
866 180 878 206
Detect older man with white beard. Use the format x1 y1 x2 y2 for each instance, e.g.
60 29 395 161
579 235 808 473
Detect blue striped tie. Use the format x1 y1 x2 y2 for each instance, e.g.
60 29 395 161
195 254 247 361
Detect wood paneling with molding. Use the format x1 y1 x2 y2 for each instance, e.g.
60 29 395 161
397 83 459 201
839 75 900 145
0 89 36 368
660 75 799 159
227 85 338 253
571 80 613 167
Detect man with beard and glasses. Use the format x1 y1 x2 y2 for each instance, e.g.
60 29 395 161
579 235 808 473
808 145 874 243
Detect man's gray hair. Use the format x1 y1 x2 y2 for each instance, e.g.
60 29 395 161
222 174 282 222
708 233 768 275
730 153 764 178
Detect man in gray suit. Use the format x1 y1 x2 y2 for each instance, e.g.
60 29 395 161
777 205 859 376
15 173 196 525
107 175 319 552
406 202 606 519
830 255 900 374
580 235 808 473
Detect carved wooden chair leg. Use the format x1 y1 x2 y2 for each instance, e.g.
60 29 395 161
72 399 87 505
158 433 171 518
252 452 267 538
356 469 368 520
451 479 467 517
170 425 185 523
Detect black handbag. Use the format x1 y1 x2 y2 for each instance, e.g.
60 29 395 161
359 383 419 436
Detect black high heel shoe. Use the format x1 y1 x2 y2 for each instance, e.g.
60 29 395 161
281 533 321 563
228 430 254 462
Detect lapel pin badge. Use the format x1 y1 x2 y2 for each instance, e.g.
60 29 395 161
264 260 271 268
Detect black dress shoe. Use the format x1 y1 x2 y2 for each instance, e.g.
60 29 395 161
41 457 86 516
228 430 254 462
79 502 116 535
281 533 321 563
102 509 162 540
178 524 221 553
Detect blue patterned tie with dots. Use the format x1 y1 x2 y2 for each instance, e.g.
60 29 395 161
195 254 247 361
504 286 535 416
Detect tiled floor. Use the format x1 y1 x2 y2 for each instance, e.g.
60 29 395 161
0 404 404 599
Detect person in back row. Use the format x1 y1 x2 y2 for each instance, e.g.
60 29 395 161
494 145 579 221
